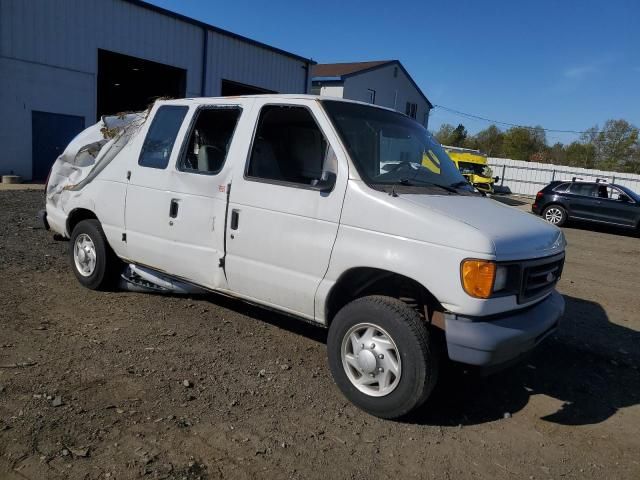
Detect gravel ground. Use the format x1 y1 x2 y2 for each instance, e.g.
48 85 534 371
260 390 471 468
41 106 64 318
1 190 639 479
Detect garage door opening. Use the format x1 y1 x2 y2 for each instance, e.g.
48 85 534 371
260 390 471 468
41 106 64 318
221 79 275 96
97 49 186 119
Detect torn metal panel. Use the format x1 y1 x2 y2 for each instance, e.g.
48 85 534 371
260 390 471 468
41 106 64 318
46 112 148 210
120 264 208 295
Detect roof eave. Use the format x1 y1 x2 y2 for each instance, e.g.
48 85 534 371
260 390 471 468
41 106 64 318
122 0 314 64
343 60 433 109
311 76 343 82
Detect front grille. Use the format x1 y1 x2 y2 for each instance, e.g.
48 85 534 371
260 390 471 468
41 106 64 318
518 254 565 303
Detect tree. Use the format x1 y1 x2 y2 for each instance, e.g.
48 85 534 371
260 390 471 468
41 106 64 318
501 126 546 161
586 120 639 172
437 118 640 173
565 142 596 169
434 124 455 145
434 123 468 147
548 142 567 165
472 125 504 156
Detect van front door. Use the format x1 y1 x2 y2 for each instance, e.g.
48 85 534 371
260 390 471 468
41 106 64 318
224 101 347 320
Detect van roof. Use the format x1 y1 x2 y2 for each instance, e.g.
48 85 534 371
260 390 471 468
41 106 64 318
157 95 401 114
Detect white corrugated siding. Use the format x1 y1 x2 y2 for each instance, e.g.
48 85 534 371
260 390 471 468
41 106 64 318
488 157 640 196
1 0 204 94
206 32 307 95
0 0 309 178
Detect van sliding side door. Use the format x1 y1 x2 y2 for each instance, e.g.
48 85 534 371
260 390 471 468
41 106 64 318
164 105 243 289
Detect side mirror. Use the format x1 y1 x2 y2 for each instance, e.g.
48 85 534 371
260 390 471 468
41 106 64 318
494 176 500 183
311 171 336 192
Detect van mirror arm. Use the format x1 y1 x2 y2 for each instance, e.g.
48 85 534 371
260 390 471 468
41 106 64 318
310 171 336 192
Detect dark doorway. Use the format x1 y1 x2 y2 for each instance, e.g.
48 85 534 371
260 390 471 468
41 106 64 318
32 111 85 181
220 79 275 96
97 49 186 119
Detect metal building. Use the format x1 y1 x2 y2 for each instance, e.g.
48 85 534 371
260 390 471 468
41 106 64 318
0 0 313 181
311 60 432 127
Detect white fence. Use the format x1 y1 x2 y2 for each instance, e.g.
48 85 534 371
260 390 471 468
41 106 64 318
488 157 640 197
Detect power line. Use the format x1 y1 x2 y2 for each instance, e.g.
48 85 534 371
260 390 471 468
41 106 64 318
432 104 597 135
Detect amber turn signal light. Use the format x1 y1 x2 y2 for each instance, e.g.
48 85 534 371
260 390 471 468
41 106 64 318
461 260 496 299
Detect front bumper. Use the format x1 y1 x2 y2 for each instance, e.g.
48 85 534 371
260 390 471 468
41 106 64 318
445 290 564 368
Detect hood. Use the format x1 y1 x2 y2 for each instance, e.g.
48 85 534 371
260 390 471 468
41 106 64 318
400 194 565 260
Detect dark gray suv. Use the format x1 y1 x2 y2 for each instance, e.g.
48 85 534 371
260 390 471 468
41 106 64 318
532 180 640 230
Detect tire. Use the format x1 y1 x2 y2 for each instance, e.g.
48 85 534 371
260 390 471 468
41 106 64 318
327 295 439 419
69 219 120 290
542 205 567 226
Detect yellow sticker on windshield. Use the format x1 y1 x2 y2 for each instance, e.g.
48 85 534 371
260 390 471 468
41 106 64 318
421 150 441 174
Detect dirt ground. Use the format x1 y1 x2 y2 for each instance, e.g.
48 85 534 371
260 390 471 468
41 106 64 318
1 190 639 480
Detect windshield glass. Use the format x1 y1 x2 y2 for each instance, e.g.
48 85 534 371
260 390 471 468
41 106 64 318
321 100 468 190
457 161 489 177
617 185 640 201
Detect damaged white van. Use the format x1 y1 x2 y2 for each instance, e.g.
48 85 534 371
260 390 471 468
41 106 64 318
42 95 566 418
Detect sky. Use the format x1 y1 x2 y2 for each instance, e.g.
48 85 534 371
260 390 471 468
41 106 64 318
147 0 640 145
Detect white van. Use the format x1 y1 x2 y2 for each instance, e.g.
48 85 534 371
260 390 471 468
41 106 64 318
41 95 566 418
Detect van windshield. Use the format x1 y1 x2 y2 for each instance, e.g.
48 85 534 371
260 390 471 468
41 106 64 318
321 100 471 193
458 161 488 177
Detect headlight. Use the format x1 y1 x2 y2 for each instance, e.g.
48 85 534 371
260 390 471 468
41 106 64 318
460 260 496 299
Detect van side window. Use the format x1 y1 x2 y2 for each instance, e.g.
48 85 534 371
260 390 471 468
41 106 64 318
179 107 241 174
246 105 330 186
138 105 188 169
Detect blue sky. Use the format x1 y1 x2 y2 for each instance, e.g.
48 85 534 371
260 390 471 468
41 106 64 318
148 0 639 144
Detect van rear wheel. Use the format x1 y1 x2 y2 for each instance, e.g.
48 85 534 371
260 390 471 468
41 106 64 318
327 295 438 419
69 219 120 290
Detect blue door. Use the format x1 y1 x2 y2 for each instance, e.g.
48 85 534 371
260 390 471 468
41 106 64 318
32 111 85 181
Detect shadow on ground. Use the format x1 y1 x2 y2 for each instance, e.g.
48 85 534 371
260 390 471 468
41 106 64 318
490 195 528 207
203 291 639 428
407 294 640 427
563 221 639 238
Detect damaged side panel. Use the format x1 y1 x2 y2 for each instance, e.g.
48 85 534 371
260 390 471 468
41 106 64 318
45 112 148 240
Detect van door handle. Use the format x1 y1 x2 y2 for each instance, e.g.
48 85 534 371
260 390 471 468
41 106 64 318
230 209 239 230
169 199 180 218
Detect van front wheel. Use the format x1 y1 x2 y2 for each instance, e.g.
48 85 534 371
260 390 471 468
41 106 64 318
327 296 438 419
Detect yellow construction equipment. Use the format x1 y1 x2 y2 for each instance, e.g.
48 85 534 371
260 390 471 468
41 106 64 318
443 146 496 194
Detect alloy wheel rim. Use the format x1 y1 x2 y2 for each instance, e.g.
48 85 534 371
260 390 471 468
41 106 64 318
545 208 563 224
341 322 402 397
73 233 97 277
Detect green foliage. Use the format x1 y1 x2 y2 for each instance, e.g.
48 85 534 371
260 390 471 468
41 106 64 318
469 125 504 156
432 119 640 173
434 123 468 147
501 126 546 162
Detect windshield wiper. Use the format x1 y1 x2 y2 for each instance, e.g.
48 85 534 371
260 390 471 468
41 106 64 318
449 180 470 188
388 178 458 194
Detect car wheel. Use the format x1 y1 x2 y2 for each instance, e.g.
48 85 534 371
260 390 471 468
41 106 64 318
327 295 438 419
543 205 567 226
69 219 120 290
